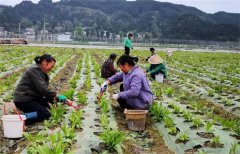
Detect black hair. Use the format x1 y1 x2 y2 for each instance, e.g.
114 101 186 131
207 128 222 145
34 54 56 64
117 55 138 66
150 47 155 52
109 53 117 60
128 33 133 37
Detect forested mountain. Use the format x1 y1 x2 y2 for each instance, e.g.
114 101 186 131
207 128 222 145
0 0 239 41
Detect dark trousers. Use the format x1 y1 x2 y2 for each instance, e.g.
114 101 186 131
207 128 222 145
124 46 130 55
117 84 133 109
14 98 51 123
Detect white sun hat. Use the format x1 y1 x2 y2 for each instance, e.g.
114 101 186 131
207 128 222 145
148 54 163 64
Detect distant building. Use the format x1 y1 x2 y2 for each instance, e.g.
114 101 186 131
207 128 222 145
57 34 72 41
24 28 36 40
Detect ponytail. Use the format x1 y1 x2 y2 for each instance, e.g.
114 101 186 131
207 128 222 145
34 54 56 64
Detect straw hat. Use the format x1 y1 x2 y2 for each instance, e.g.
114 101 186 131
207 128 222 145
148 54 163 64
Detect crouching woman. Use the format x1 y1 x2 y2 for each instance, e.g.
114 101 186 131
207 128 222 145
101 55 153 110
13 54 57 123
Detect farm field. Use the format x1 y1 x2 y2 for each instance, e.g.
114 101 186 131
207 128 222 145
0 45 239 154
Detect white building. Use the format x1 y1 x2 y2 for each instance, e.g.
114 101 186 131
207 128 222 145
24 28 35 40
57 34 72 41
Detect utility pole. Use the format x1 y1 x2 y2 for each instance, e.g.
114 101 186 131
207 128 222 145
43 18 46 42
18 23 21 38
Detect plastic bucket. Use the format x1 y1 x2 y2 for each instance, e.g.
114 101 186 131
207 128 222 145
155 73 164 83
124 109 148 131
1 115 26 138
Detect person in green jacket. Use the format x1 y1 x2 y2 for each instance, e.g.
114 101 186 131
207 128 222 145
123 33 133 55
146 53 167 80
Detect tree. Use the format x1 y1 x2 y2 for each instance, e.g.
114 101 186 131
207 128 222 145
75 25 83 40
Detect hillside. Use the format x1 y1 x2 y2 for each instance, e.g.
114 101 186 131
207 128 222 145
0 0 239 41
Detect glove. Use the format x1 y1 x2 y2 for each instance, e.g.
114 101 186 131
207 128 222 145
112 94 119 100
100 81 108 93
57 95 67 103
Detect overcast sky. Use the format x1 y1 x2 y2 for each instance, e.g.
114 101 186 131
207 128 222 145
0 0 239 14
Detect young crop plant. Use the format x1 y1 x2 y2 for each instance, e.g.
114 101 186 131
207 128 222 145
211 136 221 146
62 88 75 100
153 87 163 99
208 89 215 97
69 79 77 89
61 122 76 144
100 129 126 153
49 103 67 125
85 78 91 91
100 113 109 130
177 132 189 143
77 91 87 105
173 105 182 114
69 110 83 129
222 97 234 106
205 122 214 133
100 97 109 113
149 102 170 122
229 142 239 154
214 85 223 94
164 87 174 97
164 117 175 128
192 117 202 128
168 126 178 135
183 111 193 122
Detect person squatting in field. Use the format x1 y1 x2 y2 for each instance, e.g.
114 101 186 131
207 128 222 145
146 48 168 80
101 53 117 79
13 54 67 124
101 55 153 110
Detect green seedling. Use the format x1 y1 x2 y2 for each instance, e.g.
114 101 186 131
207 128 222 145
100 97 109 113
164 87 174 97
100 129 126 153
229 142 239 154
168 126 178 135
208 89 215 97
49 104 67 125
153 87 163 99
69 79 77 89
100 113 109 130
183 111 192 122
220 118 238 131
164 117 174 128
69 110 82 129
211 135 220 145
197 150 207 154
214 85 223 94
61 122 76 144
192 117 202 128
205 122 214 133
62 88 75 100
85 78 91 91
177 132 189 142
149 103 170 122
173 105 182 114
77 91 87 105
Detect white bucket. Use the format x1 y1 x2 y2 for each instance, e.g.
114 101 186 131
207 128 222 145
155 73 164 83
1 115 26 138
